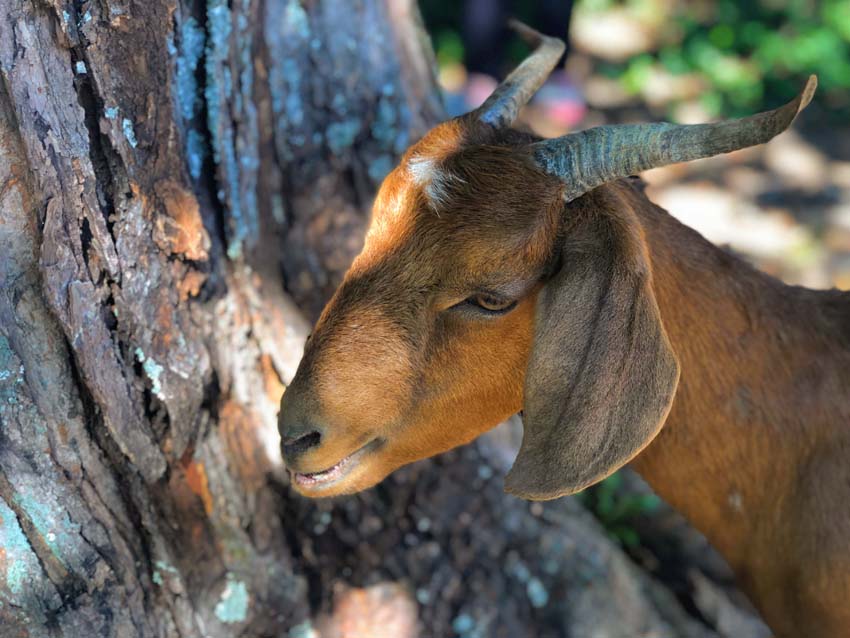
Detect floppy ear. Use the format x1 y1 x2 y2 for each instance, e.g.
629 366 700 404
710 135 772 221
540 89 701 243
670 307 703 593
505 188 679 500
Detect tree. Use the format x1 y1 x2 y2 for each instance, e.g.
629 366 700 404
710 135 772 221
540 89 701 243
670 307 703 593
0 1 721 636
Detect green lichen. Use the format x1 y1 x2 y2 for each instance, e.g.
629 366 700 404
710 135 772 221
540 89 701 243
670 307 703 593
134 348 165 398
526 577 549 608
186 129 205 180
173 16 207 180
203 0 260 260
0 335 23 408
279 59 303 128
205 0 231 161
284 0 309 38
452 613 475 635
0 335 13 369
289 620 318 638
12 491 80 569
0 499 34 595
326 119 361 155
271 194 286 224
122 118 138 148
371 94 398 147
155 560 177 573
267 0 311 164
152 560 179 586
215 576 249 624
175 17 205 122
142 359 164 397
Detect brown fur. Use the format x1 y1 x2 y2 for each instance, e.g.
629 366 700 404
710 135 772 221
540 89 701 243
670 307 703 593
627 181 850 637
279 118 850 637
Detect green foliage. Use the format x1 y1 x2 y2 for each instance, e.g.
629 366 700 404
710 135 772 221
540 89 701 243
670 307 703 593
419 0 464 66
583 0 850 118
577 472 660 548
435 29 465 67
420 0 850 119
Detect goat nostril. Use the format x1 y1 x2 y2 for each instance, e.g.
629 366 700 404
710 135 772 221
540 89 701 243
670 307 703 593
282 430 322 458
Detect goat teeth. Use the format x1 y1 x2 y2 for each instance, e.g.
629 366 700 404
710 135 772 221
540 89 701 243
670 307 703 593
290 439 381 488
294 456 349 485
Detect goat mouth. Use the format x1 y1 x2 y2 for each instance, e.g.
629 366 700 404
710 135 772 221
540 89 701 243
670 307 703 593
291 438 382 489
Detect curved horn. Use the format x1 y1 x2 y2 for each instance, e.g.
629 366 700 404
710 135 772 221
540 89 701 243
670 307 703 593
532 75 818 202
474 20 566 128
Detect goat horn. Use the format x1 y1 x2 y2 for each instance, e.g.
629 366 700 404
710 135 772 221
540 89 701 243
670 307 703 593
532 75 818 202
474 20 566 128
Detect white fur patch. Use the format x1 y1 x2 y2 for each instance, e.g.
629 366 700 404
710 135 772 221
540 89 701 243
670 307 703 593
407 155 436 185
408 155 463 210
727 491 743 513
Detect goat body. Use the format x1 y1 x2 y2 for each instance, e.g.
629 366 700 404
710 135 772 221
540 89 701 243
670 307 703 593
608 180 850 637
278 22 850 636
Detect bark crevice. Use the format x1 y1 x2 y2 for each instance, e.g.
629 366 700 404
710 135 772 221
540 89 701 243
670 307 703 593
0 3 730 636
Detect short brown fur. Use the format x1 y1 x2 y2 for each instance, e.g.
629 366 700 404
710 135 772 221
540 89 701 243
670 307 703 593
279 115 850 636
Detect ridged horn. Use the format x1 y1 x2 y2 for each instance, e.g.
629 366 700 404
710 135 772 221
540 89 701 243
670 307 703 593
474 20 566 128
532 75 818 202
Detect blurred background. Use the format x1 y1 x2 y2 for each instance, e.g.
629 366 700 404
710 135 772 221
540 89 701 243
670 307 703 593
421 0 850 292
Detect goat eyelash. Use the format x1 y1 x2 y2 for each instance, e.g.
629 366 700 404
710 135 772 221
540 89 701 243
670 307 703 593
453 294 518 316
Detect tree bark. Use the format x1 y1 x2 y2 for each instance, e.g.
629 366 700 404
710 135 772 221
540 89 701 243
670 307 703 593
0 1 724 637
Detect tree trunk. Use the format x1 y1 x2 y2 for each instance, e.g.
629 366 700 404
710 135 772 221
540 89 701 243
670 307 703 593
0 1 725 637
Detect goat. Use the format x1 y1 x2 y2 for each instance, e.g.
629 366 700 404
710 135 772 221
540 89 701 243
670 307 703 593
279 22 850 637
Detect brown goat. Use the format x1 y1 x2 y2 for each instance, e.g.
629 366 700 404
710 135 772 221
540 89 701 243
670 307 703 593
279 23 850 637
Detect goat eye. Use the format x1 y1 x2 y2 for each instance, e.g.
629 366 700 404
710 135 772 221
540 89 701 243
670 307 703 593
467 294 517 314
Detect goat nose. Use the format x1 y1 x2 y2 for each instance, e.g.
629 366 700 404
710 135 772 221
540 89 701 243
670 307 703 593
281 428 323 459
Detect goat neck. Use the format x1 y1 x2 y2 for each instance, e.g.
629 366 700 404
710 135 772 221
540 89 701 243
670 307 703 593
625 183 850 636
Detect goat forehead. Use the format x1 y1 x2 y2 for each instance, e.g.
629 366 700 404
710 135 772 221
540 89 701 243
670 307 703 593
359 204 552 296
368 178 539 247
360 138 559 284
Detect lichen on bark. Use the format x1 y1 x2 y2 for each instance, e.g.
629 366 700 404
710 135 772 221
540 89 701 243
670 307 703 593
0 2 730 637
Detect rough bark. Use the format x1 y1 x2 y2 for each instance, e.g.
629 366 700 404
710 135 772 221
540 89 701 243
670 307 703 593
0 1 724 636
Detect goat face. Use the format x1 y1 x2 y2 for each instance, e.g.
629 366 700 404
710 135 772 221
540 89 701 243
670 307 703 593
279 124 564 497
278 23 813 499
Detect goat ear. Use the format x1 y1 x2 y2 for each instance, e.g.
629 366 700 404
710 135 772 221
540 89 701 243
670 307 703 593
505 192 679 500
